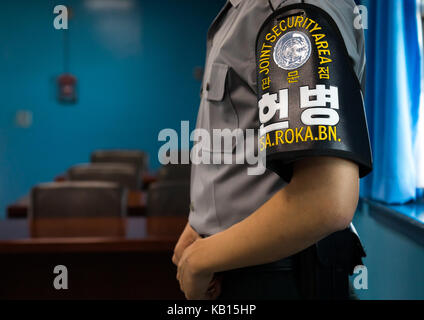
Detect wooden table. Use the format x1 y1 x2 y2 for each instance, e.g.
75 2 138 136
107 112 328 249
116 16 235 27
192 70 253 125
0 216 186 300
7 190 147 219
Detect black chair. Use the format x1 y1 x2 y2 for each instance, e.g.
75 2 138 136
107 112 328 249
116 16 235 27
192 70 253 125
67 163 140 189
30 181 127 218
146 181 190 216
157 163 191 182
91 150 148 177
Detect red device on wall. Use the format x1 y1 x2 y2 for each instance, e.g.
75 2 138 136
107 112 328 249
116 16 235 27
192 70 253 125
57 73 77 103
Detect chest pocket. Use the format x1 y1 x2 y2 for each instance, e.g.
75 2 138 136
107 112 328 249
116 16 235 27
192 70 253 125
205 62 239 153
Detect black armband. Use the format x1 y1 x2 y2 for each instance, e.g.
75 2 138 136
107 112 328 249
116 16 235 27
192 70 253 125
256 4 372 182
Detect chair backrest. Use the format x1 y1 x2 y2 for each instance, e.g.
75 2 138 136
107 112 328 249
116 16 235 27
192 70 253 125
30 181 127 218
67 163 140 189
91 150 148 176
146 181 190 216
157 164 191 182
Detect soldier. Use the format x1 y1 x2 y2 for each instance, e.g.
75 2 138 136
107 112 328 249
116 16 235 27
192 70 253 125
173 0 372 300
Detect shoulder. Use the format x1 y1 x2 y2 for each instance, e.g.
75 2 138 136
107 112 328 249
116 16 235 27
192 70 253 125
257 0 365 82
266 0 362 46
269 0 358 19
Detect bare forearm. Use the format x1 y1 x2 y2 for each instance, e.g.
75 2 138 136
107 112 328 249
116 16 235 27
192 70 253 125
194 191 330 273
191 157 359 274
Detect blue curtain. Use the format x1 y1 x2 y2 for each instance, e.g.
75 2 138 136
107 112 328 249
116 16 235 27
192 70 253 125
360 0 423 204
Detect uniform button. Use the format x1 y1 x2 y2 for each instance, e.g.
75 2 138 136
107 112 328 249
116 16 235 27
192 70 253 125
206 83 210 91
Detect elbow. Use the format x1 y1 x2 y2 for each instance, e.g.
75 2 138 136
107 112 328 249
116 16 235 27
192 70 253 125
318 197 358 234
329 207 355 232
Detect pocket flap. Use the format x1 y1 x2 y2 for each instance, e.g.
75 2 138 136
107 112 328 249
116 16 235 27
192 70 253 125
206 63 229 101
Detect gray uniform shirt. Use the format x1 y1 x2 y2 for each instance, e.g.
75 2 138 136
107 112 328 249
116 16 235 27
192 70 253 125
189 0 366 236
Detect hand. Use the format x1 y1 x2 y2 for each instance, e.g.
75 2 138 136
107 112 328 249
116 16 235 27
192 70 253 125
172 223 201 266
206 274 223 299
177 240 221 300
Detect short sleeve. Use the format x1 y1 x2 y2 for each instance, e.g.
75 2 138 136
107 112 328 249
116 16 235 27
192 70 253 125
256 3 372 183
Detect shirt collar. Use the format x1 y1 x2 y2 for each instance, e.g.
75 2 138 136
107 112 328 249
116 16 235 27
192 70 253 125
229 0 242 8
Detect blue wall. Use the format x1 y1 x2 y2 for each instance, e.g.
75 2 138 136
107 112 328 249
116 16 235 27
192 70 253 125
0 0 224 218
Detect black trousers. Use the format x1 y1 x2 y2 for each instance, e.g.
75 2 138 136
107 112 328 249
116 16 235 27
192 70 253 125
217 258 303 300
215 228 362 300
216 255 353 300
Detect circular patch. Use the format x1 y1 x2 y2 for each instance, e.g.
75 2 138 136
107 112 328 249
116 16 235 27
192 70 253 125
273 31 312 71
